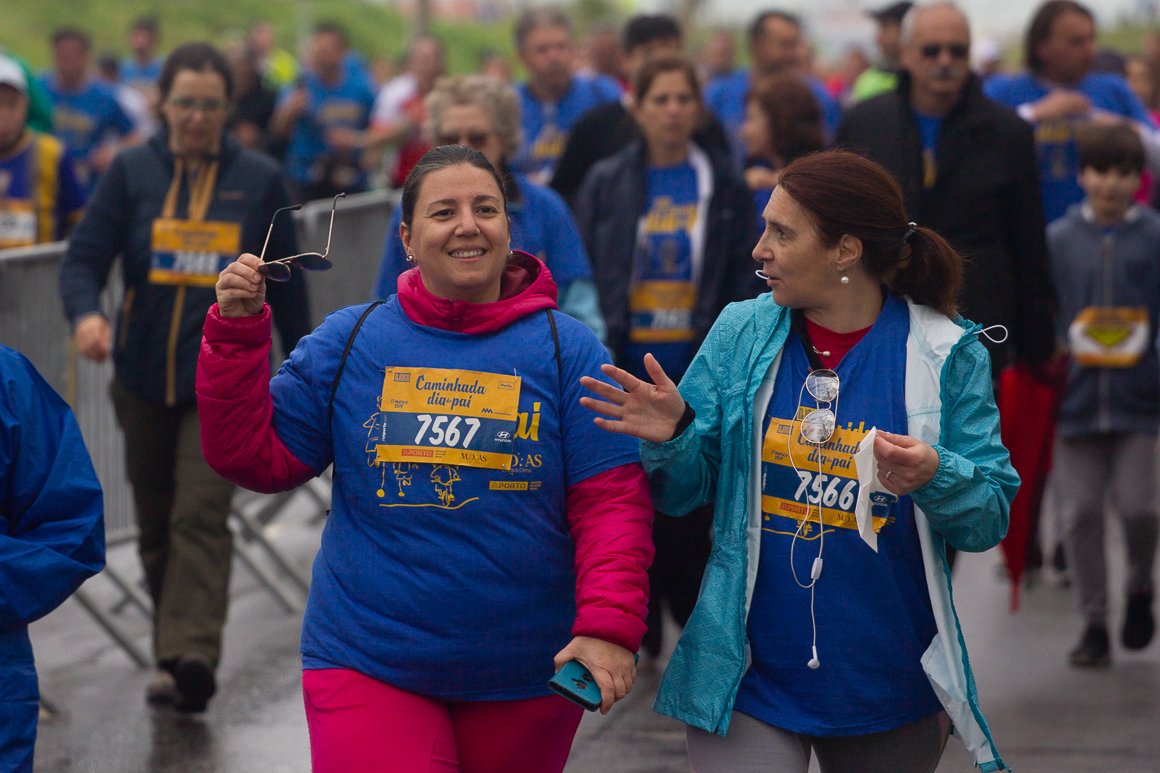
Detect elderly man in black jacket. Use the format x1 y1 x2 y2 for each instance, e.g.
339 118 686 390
835 1 1055 375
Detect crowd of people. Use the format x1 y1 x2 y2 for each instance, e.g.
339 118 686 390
1 1 1159 771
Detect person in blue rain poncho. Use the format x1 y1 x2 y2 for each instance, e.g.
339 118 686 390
1 345 104 772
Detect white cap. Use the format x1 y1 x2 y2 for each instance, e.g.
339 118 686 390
973 38 1001 68
0 55 28 94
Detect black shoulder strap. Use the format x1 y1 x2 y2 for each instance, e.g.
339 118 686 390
545 309 562 382
791 308 826 372
328 302 384 428
545 309 567 489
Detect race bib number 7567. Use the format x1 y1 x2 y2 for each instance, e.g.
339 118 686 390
371 367 522 470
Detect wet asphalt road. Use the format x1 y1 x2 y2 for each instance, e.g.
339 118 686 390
30 494 1160 772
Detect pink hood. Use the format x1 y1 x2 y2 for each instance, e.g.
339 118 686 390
396 250 558 335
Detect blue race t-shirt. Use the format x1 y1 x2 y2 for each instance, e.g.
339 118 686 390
279 72 375 186
271 300 640 700
625 161 699 383
119 58 161 93
985 72 1155 222
705 69 841 169
915 113 943 190
512 75 621 184
373 174 593 300
734 295 942 735
0 132 86 247
39 75 134 193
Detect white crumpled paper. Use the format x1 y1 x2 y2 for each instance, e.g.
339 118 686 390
852 426 883 552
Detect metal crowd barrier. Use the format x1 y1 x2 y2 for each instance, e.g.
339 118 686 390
0 190 396 666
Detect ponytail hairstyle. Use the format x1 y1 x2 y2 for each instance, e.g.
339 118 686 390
776 150 962 317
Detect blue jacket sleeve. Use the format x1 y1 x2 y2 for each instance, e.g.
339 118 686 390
638 313 731 516
0 350 105 630
912 340 1019 552
59 153 131 324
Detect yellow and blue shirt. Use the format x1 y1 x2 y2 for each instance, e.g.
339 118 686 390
0 130 85 247
278 300 640 700
735 296 941 734
625 161 700 382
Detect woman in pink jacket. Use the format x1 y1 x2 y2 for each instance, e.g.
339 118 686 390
196 144 653 772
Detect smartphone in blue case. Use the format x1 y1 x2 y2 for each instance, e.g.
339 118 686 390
548 654 639 711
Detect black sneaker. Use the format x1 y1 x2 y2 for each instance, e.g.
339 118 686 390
1068 624 1111 668
1122 591 1155 651
173 653 217 713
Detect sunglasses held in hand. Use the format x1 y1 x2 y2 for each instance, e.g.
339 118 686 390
257 193 345 282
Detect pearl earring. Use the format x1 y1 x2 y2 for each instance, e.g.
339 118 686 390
840 274 850 286
406 254 416 264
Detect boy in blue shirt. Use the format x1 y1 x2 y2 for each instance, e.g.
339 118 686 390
1048 122 1160 667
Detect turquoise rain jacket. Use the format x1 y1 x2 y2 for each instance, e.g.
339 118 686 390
641 295 1017 772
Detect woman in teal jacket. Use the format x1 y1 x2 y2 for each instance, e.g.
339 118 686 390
582 151 1017 772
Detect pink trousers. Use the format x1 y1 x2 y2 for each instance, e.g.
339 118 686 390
302 668 585 773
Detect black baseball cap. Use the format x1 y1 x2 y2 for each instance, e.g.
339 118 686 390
868 1 913 24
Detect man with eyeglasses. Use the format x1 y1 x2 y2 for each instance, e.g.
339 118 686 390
836 1 1056 383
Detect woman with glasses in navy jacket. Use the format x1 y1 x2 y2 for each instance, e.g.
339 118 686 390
58 42 309 714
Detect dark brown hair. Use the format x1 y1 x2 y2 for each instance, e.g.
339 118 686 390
632 53 702 107
746 74 824 165
1077 122 1145 173
776 151 962 316
1025 0 1093 74
158 42 234 103
400 145 507 228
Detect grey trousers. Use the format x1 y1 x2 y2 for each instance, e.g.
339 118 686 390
1055 432 1159 626
111 379 236 667
686 709 948 773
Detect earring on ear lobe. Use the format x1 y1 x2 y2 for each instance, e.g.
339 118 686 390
840 274 850 286
406 254 416 264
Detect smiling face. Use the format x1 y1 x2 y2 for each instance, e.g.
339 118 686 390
160 68 228 159
400 163 511 303
752 186 841 310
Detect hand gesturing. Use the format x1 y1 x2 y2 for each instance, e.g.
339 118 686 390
579 353 687 443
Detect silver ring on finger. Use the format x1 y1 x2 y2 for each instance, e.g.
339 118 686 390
884 469 893 481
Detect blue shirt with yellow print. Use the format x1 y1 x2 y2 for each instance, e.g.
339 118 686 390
0 130 85 247
276 300 639 700
625 161 699 382
735 295 942 735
